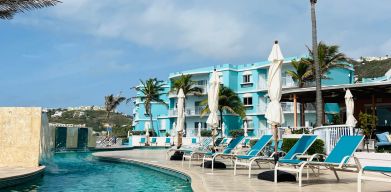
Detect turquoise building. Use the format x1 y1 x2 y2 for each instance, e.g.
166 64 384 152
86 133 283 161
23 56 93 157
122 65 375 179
132 57 354 137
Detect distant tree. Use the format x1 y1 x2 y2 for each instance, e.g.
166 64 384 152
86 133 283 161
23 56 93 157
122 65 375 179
170 74 203 145
0 0 60 19
306 42 349 80
136 78 167 138
104 94 126 128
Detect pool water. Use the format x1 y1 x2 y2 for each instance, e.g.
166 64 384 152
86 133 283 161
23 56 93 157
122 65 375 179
5 152 192 192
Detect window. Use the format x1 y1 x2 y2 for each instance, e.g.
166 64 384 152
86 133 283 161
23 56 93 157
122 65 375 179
243 74 251 83
195 122 207 128
243 97 253 106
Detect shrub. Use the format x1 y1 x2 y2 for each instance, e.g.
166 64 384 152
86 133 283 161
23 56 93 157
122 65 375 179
291 128 310 134
229 129 244 138
358 112 378 139
201 130 212 137
165 132 171 137
131 130 156 136
281 138 324 155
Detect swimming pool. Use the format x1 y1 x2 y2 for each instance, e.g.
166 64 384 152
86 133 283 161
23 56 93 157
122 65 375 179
4 152 192 192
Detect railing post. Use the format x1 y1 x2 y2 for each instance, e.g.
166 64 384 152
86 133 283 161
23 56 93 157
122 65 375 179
326 128 331 154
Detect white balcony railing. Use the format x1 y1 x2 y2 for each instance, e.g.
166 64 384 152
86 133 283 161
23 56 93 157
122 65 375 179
282 77 297 88
313 125 356 154
169 106 207 116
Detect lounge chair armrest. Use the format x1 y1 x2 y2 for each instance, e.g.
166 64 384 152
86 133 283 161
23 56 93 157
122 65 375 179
338 156 351 168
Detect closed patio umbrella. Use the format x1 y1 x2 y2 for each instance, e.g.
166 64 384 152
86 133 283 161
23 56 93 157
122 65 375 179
176 88 185 146
345 89 357 127
206 70 220 149
265 41 285 154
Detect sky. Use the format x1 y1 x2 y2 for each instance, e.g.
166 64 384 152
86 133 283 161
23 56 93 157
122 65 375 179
0 0 390 114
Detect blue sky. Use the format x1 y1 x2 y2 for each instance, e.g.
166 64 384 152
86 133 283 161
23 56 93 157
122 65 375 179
1 0 390 114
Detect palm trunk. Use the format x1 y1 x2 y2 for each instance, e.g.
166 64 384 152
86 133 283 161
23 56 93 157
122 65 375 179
106 112 110 137
311 0 323 127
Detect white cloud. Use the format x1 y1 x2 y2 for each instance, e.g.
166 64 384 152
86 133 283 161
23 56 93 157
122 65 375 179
15 0 391 60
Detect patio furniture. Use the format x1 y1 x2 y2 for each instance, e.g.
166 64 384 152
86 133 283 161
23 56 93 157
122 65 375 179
202 136 244 172
358 165 391 192
165 137 171 147
139 137 146 146
234 135 317 178
375 132 391 150
275 135 364 187
151 138 157 146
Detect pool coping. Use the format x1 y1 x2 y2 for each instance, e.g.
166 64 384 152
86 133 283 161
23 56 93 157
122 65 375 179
93 153 204 192
0 166 45 189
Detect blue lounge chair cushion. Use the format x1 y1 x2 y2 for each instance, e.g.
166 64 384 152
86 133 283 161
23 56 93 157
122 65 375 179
325 136 364 164
376 132 389 142
192 138 197 144
278 159 303 165
363 166 391 173
165 138 171 143
282 135 317 160
376 142 391 147
246 135 273 156
140 138 146 143
151 138 156 143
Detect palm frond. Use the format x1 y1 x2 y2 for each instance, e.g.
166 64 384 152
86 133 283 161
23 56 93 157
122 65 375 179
0 0 61 19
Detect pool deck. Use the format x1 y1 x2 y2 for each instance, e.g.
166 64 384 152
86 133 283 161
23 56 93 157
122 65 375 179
0 166 45 189
93 149 391 192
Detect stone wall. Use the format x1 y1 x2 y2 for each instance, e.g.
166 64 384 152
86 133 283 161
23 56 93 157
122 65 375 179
0 107 42 168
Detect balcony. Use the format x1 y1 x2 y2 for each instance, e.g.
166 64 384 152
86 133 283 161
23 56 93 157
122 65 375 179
168 106 207 116
252 103 315 114
282 77 297 88
168 85 208 98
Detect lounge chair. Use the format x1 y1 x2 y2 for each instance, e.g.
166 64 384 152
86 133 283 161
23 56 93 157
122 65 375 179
358 165 391 192
168 137 212 160
165 137 171 146
139 137 146 146
151 137 157 146
191 138 197 144
275 135 364 187
232 135 274 177
202 136 244 172
214 138 232 151
234 135 317 178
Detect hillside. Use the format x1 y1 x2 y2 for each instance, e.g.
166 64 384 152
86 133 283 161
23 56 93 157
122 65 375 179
349 58 391 79
47 109 132 137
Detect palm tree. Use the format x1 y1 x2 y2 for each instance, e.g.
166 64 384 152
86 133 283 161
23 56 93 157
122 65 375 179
201 85 245 149
170 74 203 145
104 94 126 135
306 42 348 80
310 0 323 127
0 0 60 19
136 78 167 138
287 59 312 126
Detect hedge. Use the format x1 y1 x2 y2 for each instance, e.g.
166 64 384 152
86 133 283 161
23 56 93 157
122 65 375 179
131 130 156 136
201 130 212 137
229 129 244 138
281 138 325 155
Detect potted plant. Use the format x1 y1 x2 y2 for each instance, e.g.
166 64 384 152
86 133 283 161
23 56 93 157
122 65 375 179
358 112 378 151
